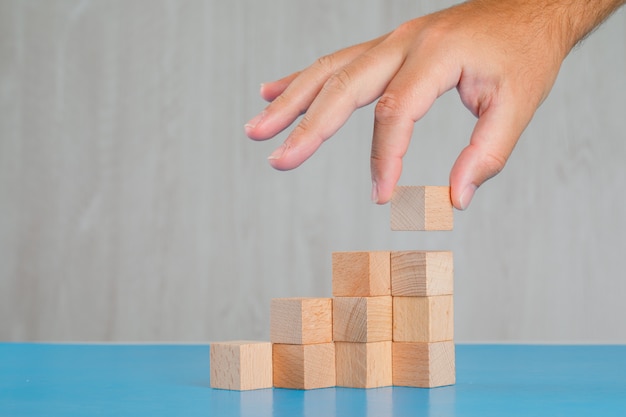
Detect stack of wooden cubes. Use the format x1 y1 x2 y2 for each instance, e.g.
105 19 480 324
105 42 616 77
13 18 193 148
331 251 393 388
271 298 336 389
210 186 455 391
389 186 455 388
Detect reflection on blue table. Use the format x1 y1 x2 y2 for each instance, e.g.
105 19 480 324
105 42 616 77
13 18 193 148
209 383 456 417
1 344 625 416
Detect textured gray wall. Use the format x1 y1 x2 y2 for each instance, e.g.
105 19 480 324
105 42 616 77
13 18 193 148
1 1 624 342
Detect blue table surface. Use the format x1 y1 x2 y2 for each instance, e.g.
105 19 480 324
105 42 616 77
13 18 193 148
1 343 625 416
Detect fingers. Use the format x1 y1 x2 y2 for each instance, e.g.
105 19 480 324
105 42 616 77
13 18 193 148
370 51 461 204
260 72 300 102
245 36 386 141
266 36 410 171
449 98 532 210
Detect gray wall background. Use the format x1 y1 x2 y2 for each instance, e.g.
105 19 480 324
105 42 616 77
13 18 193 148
1 1 625 343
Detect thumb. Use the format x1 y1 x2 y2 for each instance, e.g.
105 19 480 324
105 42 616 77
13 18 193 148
449 102 533 210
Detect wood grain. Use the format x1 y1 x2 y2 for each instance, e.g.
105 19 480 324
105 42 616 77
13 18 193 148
332 251 391 297
391 251 454 296
210 341 273 390
390 186 453 231
393 295 454 342
392 341 456 388
335 341 392 388
270 298 332 345
333 296 392 342
272 343 336 389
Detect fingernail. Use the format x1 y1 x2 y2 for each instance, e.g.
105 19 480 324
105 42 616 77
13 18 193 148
371 181 379 204
268 144 287 160
245 111 266 130
459 184 477 210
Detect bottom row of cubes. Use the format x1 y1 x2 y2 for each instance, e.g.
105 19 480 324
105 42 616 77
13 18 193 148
210 340 455 391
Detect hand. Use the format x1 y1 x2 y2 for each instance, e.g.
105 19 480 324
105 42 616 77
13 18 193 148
245 0 624 209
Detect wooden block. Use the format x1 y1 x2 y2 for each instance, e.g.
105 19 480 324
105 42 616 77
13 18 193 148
273 343 336 389
393 295 454 342
332 251 390 296
333 296 392 342
392 341 456 388
210 341 273 390
335 341 392 388
390 186 453 231
270 298 333 345
391 251 454 296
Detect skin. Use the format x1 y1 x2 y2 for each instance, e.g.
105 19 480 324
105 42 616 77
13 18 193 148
245 0 625 210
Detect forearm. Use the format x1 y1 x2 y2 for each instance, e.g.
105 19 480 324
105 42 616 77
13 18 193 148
469 0 625 57
551 0 625 50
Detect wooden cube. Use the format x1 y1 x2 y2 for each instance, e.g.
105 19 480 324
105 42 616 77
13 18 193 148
390 186 453 231
210 341 273 390
392 341 456 388
333 296 392 342
273 343 336 389
270 298 332 345
335 341 392 388
391 251 454 296
393 295 454 342
332 251 390 297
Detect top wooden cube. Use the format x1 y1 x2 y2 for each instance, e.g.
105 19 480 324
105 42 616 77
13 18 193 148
390 186 453 231
332 251 391 297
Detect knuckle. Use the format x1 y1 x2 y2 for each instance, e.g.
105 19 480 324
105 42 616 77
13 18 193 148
480 150 508 179
393 20 415 38
293 113 318 139
322 68 352 95
371 138 407 162
295 113 314 133
313 54 338 76
292 113 325 146
375 94 405 124
370 147 389 163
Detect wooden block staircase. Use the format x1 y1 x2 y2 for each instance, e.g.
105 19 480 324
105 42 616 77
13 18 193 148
210 186 456 390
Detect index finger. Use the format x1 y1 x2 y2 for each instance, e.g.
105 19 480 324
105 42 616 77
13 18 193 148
245 36 386 142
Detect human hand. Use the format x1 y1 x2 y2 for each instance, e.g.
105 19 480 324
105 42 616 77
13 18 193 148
245 0 624 209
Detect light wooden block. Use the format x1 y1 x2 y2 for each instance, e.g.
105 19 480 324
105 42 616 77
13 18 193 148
210 341 273 390
391 251 454 296
335 341 392 388
393 295 454 342
390 186 453 231
332 251 390 296
273 343 336 390
270 298 333 345
333 296 392 342
392 341 456 388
